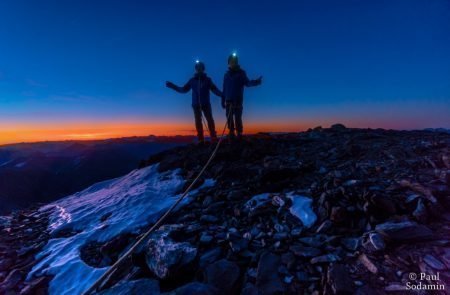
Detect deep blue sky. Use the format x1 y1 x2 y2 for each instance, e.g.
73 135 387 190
0 0 449 142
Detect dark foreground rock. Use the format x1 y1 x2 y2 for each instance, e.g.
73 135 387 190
2 127 450 294
204 259 240 294
375 220 433 241
256 252 285 295
0 207 53 294
145 225 198 280
327 264 353 294
98 279 160 295
166 282 218 295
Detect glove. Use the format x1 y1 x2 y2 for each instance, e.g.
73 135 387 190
166 81 175 89
256 76 263 85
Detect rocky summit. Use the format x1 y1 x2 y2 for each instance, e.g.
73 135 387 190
1 126 450 294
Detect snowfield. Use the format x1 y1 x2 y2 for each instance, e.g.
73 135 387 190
28 164 214 295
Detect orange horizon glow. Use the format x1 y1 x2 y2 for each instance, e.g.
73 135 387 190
0 120 315 145
0 117 440 146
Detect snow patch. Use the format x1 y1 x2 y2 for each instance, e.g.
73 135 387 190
29 164 214 295
287 193 317 228
49 205 72 230
0 215 12 226
15 161 27 168
0 159 13 167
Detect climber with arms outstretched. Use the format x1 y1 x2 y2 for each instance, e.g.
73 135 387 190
166 61 223 144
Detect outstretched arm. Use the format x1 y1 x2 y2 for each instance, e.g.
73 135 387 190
166 80 191 93
243 73 263 87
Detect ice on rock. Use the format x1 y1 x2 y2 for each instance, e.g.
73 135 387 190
287 193 317 228
28 164 214 295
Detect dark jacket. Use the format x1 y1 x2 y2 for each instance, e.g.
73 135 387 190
222 66 261 106
169 73 222 107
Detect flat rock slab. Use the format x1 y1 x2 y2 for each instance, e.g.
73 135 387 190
375 221 433 241
204 259 240 294
167 282 218 295
327 264 354 295
423 254 446 271
99 279 160 295
256 252 285 295
146 228 197 279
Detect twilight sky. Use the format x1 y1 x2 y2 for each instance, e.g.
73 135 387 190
0 0 449 144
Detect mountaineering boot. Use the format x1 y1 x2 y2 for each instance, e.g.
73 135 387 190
210 135 218 144
236 132 243 142
197 133 205 145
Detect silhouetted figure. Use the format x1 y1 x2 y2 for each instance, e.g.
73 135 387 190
166 61 222 144
222 53 262 140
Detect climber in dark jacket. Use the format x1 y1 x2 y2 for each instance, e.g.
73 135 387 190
222 53 262 140
166 61 222 143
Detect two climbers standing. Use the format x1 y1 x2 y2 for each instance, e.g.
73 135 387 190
166 53 262 143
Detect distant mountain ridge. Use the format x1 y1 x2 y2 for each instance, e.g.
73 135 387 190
0 135 195 214
423 128 450 134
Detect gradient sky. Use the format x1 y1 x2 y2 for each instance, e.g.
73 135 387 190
0 0 449 144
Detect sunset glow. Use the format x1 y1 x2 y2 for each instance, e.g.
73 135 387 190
0 120 292 145
1 115 442 145
0 120 192 145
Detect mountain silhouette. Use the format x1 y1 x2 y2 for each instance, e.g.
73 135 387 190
0 136 195 214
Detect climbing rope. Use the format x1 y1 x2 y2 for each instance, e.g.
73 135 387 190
83 111 231 295
201 113 210 135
